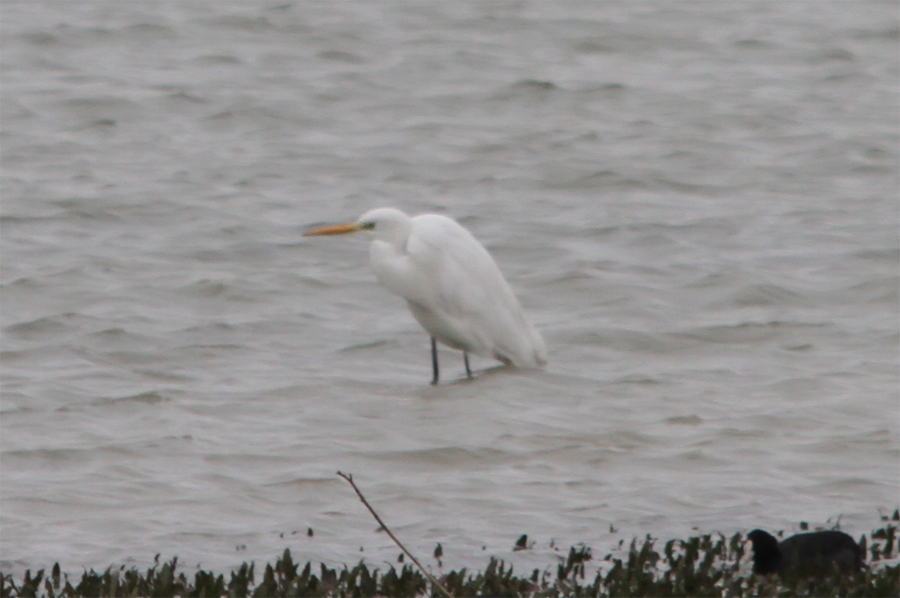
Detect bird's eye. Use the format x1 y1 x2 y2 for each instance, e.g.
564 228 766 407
359 222 375 230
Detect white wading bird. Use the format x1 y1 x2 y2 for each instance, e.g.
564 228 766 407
305 207 547 384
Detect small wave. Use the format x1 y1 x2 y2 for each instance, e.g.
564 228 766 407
174 344 247 358
97 350 166 366
125 23 178 40
89 328 130 340
204 453 292 466
542 169 647 190
511 79 557 92
489 79 559 103
849 25 900 40
0 350 29 363
192 54 242 66
613 374 663 385
727 284 811 308
135 369 196 382
58 96 141 121
556 327 685 354
544 268 596 285
368 446 510 467
1 98 36 122
180 322 236 334
4 317 70 339
807 47 856 64
842 277 899 304
318 50 364 64
91 391 170 407
672 321 828 344
21 30 58 45
58 206 123 221
665 415 702 426
204 15 276 32
262 477 337 490
0 277 45 291
338 340 392 353
164 91 209 105
733 38 773 50
179 279 250 300
3 447 103 464
682 271 740 290
572 31 708 55
764 377 836 397
649 177 743 197
573 39 615 54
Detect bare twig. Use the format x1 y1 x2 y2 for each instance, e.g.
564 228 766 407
337 471 454 598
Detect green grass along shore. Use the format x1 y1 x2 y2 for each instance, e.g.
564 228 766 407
3 523 897 598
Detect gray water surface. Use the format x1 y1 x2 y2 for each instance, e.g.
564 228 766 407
2 1 898 576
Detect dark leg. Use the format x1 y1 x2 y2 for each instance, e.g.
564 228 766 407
464 351 472 379
431 337 439 385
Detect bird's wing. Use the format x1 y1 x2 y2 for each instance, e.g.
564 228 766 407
406 215 539 363
407 216 509 314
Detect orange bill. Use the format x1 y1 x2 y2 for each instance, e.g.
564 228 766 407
304 223 360 236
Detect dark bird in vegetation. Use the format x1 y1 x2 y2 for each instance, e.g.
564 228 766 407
747 529 864 575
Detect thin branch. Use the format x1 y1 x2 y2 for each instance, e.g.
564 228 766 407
337 471 454 598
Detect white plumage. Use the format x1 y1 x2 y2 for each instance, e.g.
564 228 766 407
306 207 546 382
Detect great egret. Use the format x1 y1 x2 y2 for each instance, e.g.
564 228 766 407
305 207 547 384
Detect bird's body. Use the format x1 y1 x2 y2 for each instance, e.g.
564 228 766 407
747 529 863 575
306 208 546 382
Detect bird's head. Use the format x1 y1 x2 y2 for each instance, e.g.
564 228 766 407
747 529 781 575
305 208 413 246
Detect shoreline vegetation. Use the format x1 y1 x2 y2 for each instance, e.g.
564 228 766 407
2 521 897 597
0 512 900 598
3 476 897 596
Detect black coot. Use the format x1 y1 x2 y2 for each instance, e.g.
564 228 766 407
747 529 864 575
